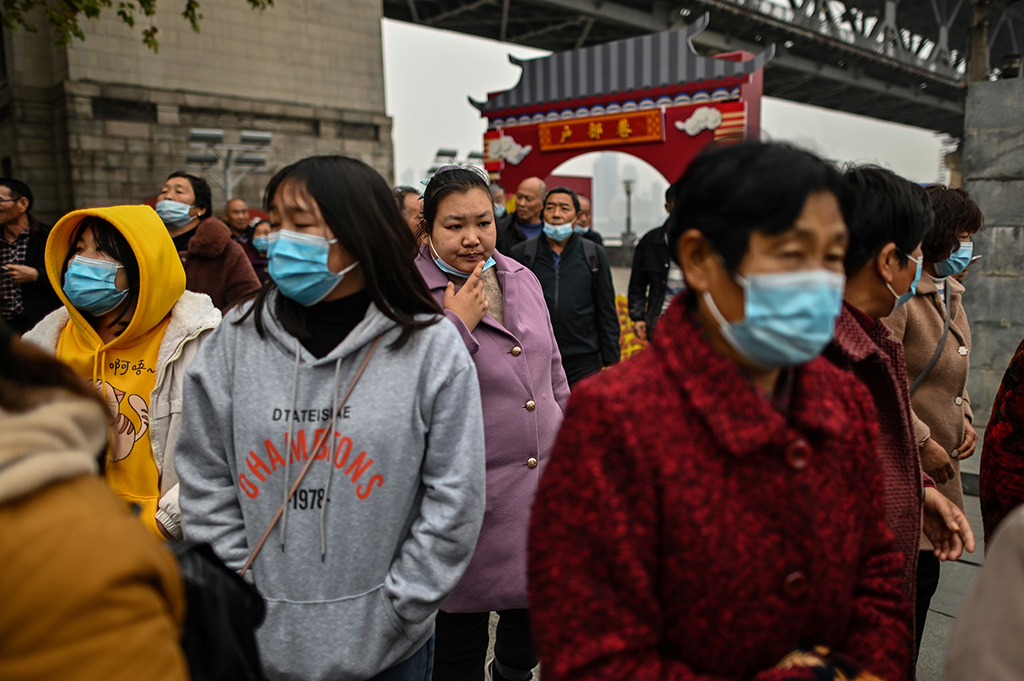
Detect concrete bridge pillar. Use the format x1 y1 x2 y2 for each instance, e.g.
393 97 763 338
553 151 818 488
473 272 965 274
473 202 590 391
961 78 1024 458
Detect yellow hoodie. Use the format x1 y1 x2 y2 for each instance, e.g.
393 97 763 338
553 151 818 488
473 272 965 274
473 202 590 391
44 205 186 537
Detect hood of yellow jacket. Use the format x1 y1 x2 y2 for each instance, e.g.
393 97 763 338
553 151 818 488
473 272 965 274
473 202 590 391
44 205 186 349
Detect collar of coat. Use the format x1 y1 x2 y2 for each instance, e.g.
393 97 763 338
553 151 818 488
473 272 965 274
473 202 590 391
831 302 905 364
416 246 524 336
186 217 234 258
24 290 221 371
654 296 851 457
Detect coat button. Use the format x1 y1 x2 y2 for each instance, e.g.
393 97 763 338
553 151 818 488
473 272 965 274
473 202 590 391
524 400 536 411
510 346 522 357
955 396 963 405
785 439 811 470
526 457 538 469
783 571 809 598
958 345 968 356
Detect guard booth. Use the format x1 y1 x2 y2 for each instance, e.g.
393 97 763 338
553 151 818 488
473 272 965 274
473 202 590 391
473 14 774 194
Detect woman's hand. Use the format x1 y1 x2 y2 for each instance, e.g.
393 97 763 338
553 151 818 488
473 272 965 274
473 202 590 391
954 419 978 460
443 260 489 332
920 438 956 484
923 487 976 561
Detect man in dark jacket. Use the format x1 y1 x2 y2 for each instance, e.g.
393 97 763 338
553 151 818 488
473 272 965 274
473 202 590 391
511 187 619 385
0 178 61 333
627 186 679 341
496 177 546 256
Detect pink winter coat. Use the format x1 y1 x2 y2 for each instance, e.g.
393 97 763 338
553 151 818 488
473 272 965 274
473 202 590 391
415 247 570 612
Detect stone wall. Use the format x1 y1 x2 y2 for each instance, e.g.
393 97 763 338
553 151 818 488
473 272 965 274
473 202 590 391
962 78 1024 452
0 0 393 223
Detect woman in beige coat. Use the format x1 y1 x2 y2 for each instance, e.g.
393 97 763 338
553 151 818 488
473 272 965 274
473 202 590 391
883 184 983 651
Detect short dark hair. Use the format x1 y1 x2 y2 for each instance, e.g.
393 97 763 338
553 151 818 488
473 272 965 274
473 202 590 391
922 185 983 263
62 216 141 329
419 167 491 242
0 178 33 212
241 155 441 349
667 142 850 270
166 171 212 219
842 165 933 276
392 185 419 207
544 186 580 213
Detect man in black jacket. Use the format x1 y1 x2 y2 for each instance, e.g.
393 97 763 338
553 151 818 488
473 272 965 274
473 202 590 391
0 178 60 333
512 186 620 385
496 176 546 255
628 185 683 341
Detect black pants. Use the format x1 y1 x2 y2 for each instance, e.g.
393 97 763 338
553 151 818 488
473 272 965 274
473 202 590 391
433 609 536 681
562 352 603 387
914 550 941 657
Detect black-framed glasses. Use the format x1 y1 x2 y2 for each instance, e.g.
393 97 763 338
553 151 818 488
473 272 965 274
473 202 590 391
0 198 18 204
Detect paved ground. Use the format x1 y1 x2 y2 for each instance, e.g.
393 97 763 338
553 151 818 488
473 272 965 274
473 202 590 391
916 491 985 681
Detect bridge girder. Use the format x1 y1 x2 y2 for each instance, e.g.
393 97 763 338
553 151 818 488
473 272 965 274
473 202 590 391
384 0 1024 135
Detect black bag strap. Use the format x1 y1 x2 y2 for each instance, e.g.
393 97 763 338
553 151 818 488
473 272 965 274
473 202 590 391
581 237 600 275
523 236 539 270
910 280 951 396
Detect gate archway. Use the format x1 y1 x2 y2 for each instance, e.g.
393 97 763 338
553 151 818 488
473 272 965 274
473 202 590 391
472 14 774 191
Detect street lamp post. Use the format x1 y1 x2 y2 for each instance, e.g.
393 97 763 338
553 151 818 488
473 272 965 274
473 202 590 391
623 178 635 237
185 128 273 203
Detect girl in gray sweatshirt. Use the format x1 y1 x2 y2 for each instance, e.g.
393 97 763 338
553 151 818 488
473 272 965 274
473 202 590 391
175 155 486 681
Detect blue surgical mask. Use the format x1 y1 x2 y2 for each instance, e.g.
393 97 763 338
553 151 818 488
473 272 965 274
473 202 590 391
155 199 196 229
933 241 974 277
543 222 573 243
493 203 507 218
252 235 269 254
428 237 495 279
704 269 845 369
573 225 589 236
886 253 923 314
268 231 359 306
63 255 129 316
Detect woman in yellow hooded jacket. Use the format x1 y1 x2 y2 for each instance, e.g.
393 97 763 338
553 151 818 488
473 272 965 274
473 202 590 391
24 205 221 539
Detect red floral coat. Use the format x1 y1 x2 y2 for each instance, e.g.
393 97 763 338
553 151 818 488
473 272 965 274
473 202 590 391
528 297 912 681
980 337 1024 542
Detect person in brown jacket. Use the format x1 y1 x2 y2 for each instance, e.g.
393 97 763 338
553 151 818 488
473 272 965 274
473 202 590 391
0 323 188 681
883 183 984 654
826 166 975 664
155 171 261 309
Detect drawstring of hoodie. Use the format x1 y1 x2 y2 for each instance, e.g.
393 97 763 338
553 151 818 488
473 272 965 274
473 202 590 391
280 337 302 550
320 357 343 561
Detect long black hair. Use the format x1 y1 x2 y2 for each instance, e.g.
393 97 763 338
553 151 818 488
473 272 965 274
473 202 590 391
61 216 140 330
239 155 441 349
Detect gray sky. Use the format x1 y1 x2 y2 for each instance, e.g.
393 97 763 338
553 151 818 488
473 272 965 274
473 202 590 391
382 18 946 236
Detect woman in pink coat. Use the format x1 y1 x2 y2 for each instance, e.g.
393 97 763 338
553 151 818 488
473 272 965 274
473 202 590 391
414 165 570 681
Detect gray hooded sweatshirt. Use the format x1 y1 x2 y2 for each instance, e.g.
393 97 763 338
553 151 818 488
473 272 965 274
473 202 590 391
175 292 486 681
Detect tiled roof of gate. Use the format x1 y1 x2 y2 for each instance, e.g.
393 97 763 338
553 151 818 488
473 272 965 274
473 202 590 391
470 13 774 114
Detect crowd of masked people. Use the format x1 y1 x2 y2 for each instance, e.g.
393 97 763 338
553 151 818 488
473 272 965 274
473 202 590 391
4 142 1024 681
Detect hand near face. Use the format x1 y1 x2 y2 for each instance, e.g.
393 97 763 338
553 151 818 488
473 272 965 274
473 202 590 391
443 260 489 332
923 486 976 561
920 438 956 484
4 264 38 284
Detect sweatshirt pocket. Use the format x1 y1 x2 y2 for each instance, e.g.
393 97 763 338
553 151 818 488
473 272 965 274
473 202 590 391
257 585 432 681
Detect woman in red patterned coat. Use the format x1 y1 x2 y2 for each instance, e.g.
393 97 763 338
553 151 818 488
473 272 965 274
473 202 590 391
528 143 913 681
